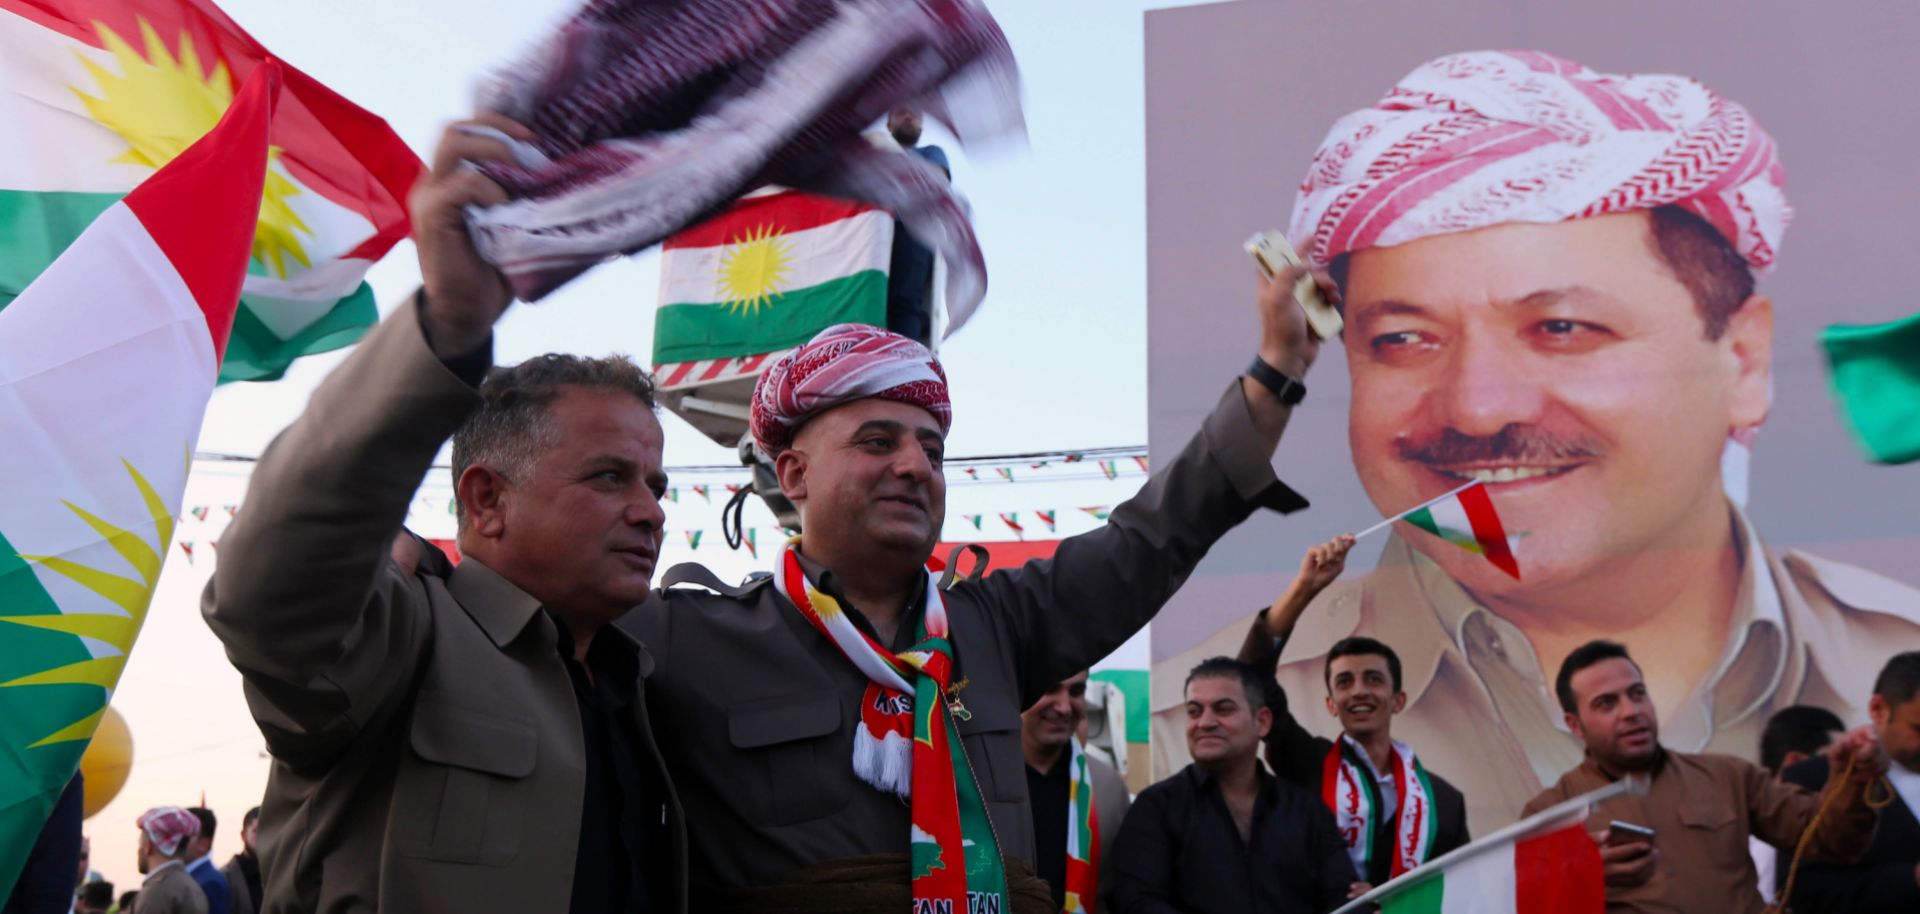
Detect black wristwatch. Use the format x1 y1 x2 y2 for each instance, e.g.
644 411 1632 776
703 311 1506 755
1245 356 1307 405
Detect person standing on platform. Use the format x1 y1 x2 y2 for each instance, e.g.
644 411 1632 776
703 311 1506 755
1527 640 1886 913
1779 651 1920 912
1237 536 1471 887
884 107 951 346
1108 658 1358 913
623 235 1329 910
1022 671 1130 910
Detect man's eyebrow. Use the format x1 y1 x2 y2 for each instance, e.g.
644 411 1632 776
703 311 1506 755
1349 299 1435 322
1511 285 1610 309
849 419 906 438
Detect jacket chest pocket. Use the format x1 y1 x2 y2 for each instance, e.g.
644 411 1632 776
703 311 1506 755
395 696 538 866
956 704 1025 804
727 694 849 827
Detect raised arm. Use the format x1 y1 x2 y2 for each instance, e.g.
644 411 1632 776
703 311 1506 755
1238 536 1353 785
200 116 528 765
967 267 1334 707
1750 727 1886 864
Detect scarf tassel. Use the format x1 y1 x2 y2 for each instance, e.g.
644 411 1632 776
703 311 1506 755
853 726 914 800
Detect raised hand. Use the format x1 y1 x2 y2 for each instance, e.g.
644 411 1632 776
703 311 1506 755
409 113 533 359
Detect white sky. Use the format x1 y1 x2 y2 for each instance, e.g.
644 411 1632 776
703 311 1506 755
79 0 1220 890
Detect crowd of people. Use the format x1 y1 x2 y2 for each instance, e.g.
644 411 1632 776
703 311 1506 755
10 806 262 914
11 35 1919 914
1098 537 1916 913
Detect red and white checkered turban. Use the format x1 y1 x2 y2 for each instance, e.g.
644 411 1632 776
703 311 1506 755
137 806 200 856
1289 50 1790 272
751 324 951 455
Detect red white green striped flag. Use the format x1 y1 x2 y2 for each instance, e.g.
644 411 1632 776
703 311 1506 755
0 61 274 899
1339 797 1605 914
0 0 422 382
1395 481 1519 580
652 189 891 367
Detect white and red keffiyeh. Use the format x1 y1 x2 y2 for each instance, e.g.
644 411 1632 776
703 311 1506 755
750 323 951 454
1289 49 1790 273
137 806 201 857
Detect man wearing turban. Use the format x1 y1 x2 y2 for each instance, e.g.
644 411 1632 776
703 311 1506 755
1178 50 1920 836
623 263 1324 911
133 808 207 914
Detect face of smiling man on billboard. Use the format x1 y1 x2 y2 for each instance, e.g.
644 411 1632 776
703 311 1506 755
1342 209 1770 604
1242 49 1920 832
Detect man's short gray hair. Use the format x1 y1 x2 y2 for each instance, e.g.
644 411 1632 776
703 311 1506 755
450 354 658 529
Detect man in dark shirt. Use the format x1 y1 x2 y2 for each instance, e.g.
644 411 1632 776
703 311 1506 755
1779 651 1920 912
1110 658 1358 914
1023 670 1130 910
884 107 950 346
1238 538 1470 885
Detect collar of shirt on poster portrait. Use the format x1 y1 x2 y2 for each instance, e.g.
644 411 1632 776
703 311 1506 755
1339 501 1791 753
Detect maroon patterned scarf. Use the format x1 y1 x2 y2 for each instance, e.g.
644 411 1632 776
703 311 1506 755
465 0 1022 336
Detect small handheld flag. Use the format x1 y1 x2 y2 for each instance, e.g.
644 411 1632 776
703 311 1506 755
1356 480 1519 580
1332 783 1617 914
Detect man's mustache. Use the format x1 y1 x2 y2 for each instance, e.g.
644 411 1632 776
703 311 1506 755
1397 425 1604 466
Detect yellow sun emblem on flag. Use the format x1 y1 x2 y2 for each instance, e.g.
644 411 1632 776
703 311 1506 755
0 459 173 747
718 224 794 314
72 19 313 278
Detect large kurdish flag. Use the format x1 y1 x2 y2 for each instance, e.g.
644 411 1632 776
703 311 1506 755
653 189 892 366
0 0 422 382
0 52 273 901
1402 481 1520 580
1359 804 1602 914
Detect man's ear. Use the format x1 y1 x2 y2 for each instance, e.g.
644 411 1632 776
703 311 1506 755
1325 693 1340 718
457 464 512 539
1563 711 1584 739
1869 693 1890 730
1391 691 1408 715
774 448 809 503
1722 293 1773 429
1255 705 1273 740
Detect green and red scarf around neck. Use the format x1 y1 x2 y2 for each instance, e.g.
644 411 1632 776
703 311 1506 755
1322 734 1438 880
774 542 1007 912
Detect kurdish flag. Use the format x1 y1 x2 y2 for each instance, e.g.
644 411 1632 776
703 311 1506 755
1338 800 1604 914
653 189 892 366
0 0 422 382
0 56 275 899
1398 481 1519 580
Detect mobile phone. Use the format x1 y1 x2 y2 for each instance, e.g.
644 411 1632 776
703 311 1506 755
1607 820 1656 845
1243 230 1343 341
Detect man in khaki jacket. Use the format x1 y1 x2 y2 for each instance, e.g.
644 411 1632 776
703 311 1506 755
1155 50 1920 834
203 116 685 912
622 243 1327 909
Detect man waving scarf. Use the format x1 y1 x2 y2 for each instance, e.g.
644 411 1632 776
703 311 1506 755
756 326 1005 910
625 234 1320 910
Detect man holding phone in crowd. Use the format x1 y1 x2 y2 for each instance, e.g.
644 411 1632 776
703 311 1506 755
1526 641 1886 913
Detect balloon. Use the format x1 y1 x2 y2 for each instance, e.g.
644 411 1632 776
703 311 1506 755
79 706 132 819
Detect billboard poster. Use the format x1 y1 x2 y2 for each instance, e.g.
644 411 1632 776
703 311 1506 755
1144 0 1920 834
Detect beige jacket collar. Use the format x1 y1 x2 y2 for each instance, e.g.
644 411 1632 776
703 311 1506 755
1354 501 1796 743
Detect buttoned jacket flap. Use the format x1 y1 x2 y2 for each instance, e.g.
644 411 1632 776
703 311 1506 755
1677 789 1736 830
727 694 840 749
411 697 537 777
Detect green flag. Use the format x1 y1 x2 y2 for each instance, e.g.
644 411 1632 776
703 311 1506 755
1821 313 1920 464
